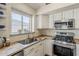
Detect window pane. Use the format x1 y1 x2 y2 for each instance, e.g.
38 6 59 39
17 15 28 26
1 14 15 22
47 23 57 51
23 16 30 33
11 11 32 35
11 12 22 34
11 12 22 21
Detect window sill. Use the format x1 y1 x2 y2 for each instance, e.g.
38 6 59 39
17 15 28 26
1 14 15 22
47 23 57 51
10 32 35 37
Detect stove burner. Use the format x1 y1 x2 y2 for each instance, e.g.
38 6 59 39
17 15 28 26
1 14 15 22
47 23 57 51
54 35 74 43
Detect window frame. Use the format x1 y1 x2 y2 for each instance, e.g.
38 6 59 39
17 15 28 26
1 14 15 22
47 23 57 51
10 9 32 36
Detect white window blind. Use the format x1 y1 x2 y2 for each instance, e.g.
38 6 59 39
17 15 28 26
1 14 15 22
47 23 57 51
11 10 32 35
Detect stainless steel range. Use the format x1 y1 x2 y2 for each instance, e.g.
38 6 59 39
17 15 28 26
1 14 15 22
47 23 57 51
53 32 76 56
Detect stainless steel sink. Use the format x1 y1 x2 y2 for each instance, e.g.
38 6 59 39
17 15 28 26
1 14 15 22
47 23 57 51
18 38 37 45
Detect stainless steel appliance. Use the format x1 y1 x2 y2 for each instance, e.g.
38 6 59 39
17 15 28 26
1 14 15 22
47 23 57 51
54 19 75 29
53 32 76 56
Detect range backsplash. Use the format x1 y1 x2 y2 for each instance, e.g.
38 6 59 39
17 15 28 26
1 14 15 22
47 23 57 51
38 29 79 39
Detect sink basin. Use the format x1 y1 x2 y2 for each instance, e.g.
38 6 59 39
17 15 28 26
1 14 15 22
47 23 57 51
18 38 37 45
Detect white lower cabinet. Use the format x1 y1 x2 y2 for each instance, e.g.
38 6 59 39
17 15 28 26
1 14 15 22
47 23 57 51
24 44 35 56
24 37 53 56
34 41 44 56
26 50 37 56
43 37 53 56
24 41 44 56
76 44 79 56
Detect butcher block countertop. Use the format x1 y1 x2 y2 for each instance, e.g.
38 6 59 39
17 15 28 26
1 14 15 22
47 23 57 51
74 39 79 44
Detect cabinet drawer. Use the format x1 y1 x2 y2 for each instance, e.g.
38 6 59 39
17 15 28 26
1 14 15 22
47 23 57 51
27 48 40 56
24 46 35 56
24 41 44 56
27 45 44 56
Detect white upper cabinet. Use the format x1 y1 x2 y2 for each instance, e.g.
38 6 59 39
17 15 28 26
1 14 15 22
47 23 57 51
74 8 79 29
48 12 62 29
63 9 74 20
53 12 62 21
37 15 42 29
37 15 49 29
48 9 74 29
42 15 49 28
37 7 79 29
49 15 54 29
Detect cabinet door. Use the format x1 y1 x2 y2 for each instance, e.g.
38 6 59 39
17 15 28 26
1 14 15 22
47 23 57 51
63 9 74 20
46 39 53 56
39 46 43 56
42 15 49 28
38 42 44 56
49 15 54 29
43 39 47 55
54 12 62 21
44 38 53 56
34 41 44 56
27 49 37 56
49 13 62 29
74 8 79 29
25 45 39 56
52 40 55 55
37 15 42 28
34 47 43 56
76 44 79 56
37 15 49 29
26 42 44 56
24 47 34 56
24 44 36 56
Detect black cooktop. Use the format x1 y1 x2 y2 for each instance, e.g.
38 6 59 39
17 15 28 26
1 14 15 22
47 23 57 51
53 35 74 43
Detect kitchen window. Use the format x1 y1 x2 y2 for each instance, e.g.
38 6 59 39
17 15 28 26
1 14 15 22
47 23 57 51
22 16 31 33
11 10 31 35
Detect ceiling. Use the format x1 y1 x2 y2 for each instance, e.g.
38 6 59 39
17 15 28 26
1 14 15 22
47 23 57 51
25 3 50 10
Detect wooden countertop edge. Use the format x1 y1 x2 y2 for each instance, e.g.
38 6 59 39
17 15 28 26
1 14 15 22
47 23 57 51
74 38 79 44
35 34 52 38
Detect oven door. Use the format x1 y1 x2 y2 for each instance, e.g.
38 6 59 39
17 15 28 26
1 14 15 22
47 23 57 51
53 44 74 56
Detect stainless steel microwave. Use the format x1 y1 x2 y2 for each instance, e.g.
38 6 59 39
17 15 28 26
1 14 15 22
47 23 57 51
54 19 75 30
